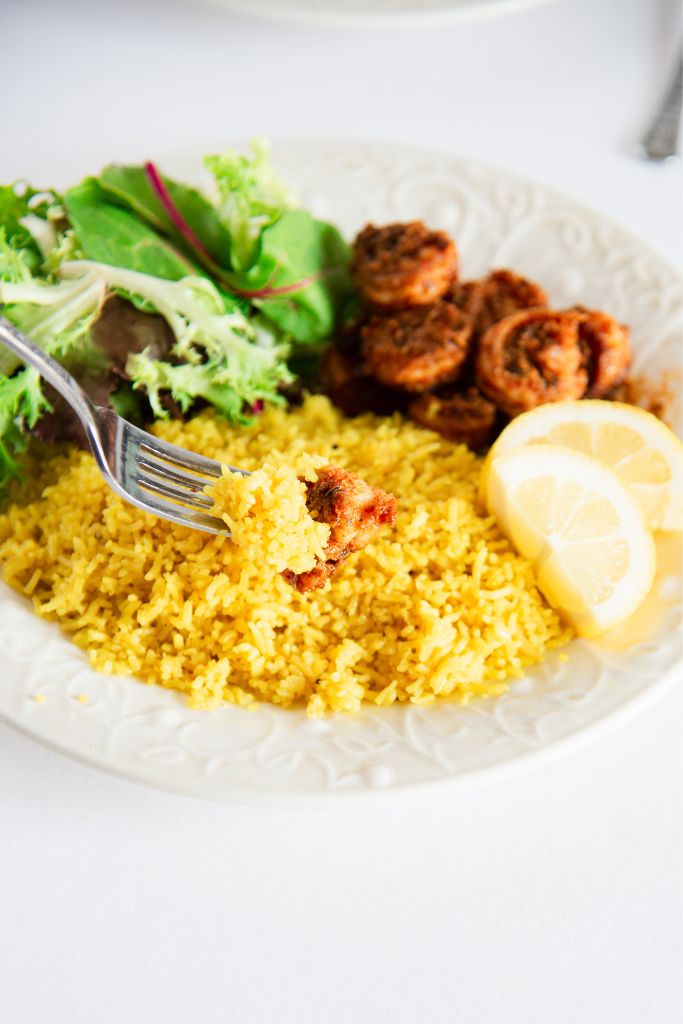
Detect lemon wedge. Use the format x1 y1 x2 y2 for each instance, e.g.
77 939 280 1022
485 445 656 637
482 401 683 531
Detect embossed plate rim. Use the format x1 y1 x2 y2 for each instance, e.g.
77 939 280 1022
1 656 681 807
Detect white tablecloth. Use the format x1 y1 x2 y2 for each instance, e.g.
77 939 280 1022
1 1 681 1021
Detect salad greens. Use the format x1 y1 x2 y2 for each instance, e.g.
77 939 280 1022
0 186 43 269
0 367 51 487
205 139 296 270
98 163 235 271
0 142 354 497
64 180 197 281
230 210 353 343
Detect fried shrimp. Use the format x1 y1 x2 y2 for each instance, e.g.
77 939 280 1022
326 218 634 447
473 270 548 338
449 279 486 321
408 387 498 449
319 323 403 417
360 301 471 393
576 308 631 397
351 221 458 309
476 309 588 417
282 467 398 593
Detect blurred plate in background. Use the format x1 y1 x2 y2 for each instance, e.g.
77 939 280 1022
200 0 557 29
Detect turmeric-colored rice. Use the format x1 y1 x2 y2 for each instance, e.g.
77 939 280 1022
207 455 330 575
0 395 572 715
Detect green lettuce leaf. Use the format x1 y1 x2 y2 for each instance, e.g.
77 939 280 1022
58 260 292 420
0 249 107 374
82 150 352 345
231 210 354 344
0 227 34 291
205 140 295 271
0 185 43 270
97 164 234 269
0 366 52 495
125 356 264 421
64 180 197 281
109 380 146 424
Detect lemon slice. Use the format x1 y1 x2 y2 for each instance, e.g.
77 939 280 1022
485 445 656 637
482 401 683 531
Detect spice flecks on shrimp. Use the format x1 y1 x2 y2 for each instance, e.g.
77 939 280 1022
408 386 498 450
322 220 639 443
476 309 588 417
360 301 471 393
351 221 458 309
576 308 631 398
319 321 405 417
282 467 398 593
476 269 548 337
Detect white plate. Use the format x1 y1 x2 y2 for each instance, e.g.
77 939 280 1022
1 139 681 805
199 0 556 30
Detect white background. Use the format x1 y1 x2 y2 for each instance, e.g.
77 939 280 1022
1 0 682 1021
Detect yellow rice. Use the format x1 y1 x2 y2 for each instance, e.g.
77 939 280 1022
0 395 572 715
207 455 330 575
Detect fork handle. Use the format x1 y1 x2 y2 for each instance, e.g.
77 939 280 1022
0 316 99 434
641 51 683 161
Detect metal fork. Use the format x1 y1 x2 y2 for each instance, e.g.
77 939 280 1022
641 50 682 161
0 316 247 535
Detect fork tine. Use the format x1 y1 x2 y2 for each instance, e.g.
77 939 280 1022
140 499 230 535
105 473 230 535
136 437 225 478
136 475 216 512
136 458 217 500
87 407 244 535
0 323 238 538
